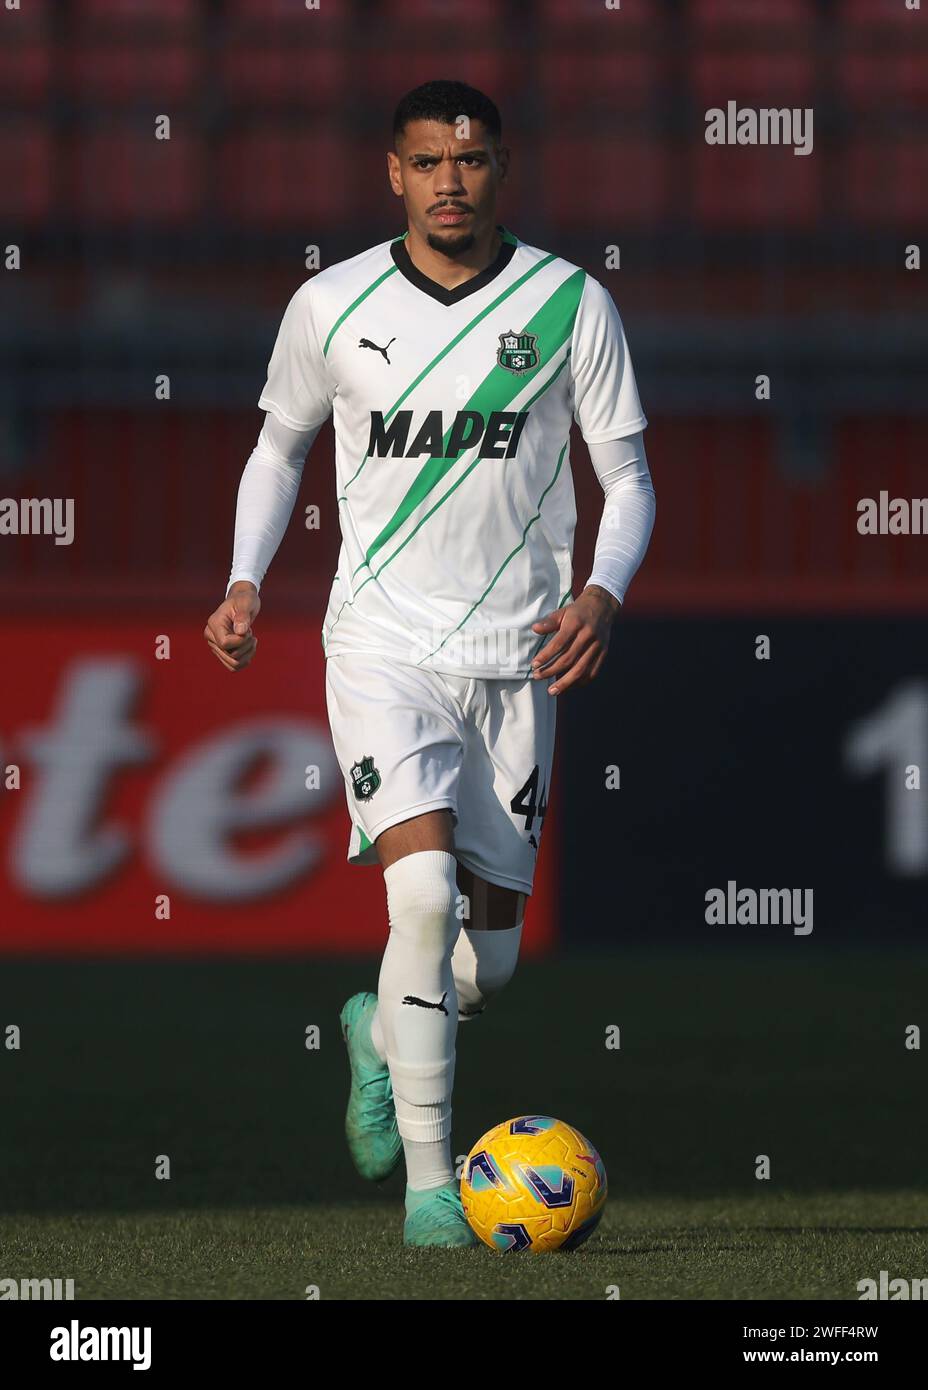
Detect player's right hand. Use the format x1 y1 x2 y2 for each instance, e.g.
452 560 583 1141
204 582 261 672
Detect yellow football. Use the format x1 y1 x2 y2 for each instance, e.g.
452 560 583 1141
461 1115 607 1252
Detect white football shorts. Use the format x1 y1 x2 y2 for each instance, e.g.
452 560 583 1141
324 651 557 895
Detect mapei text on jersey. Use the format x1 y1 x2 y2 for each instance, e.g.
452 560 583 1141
368 409 529 459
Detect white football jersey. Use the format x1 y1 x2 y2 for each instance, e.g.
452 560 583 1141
258 226 647 677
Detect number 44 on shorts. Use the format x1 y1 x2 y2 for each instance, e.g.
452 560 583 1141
510 764 548 848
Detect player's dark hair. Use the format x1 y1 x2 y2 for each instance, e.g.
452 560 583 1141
393 80 502 146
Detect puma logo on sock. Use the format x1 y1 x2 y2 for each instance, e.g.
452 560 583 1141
402 991 449 1015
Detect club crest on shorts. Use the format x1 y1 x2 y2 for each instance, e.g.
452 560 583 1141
350 754 381 801
497 330 539 376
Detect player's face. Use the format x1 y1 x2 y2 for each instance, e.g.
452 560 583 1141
388 119 509 255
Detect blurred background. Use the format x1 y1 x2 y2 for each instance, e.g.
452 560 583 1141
0 0 926 1280
1 0 925 949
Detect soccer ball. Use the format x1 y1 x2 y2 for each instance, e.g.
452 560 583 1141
461 1115 607 1252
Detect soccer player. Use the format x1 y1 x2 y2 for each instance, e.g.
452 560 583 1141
205 80 655 1248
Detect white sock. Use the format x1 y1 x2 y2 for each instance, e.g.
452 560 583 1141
452 921 523 1022
377 850 460 1191
369 1006 387 1062
370 908 524 1043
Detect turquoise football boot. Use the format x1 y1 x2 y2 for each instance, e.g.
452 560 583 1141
403 1181 479 1248
339 992 402 1182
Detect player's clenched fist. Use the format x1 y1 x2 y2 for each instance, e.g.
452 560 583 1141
204 581 261 672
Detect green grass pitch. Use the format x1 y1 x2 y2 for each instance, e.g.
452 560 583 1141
2 947 925 1300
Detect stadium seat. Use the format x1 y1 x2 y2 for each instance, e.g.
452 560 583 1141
837 50 928 110
540 49 661 111
217 131 353 227
834 419 928 585
844 0 921 24
842 140 928 225
225 0 355 19
693 142 820 228
0 41 50 105
540 0 656 26
544 137 672 227
690 0 814 26
378 0 501 20
63 129 203 224
64 43 196 103
361 48 518 102
220 44 344 109
77 0 198 21
694 50 816 104
0 123 52 222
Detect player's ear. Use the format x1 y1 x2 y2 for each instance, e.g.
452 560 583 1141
496 144 510 182
386 149 403 197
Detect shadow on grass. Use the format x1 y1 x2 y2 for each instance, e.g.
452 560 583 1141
2 951 925 1216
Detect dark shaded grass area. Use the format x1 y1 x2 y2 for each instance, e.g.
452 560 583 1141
1 948 925 1298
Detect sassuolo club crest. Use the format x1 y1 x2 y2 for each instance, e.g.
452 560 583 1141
497 330 539 375
350 754 381 801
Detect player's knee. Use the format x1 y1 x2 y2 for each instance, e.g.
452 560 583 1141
455 957 516 1019
453 919 523 1021
383 848 459 959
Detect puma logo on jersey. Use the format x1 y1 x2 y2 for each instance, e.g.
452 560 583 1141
402 991 450 1015
368 409 530 460
359 336 396 364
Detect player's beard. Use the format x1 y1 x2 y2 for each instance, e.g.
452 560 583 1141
426 229 476 256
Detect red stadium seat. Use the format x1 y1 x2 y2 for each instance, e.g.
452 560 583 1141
220 43 344 108
217 131 354 228
540 0 657 26
361 48 522 102
690 0 814 25
842 140 928 225
378 0 502 20
837 50 928 109
77 0 198 21
835 419 928 585
64 43 196 103
0 41 50 105
844 0 922 23
540 48 662 111
63 129 204 224
0 0 49 100
694 50 816 104
225 0 359 18
544 137 673 228
0 123 52 222
693 142 820 228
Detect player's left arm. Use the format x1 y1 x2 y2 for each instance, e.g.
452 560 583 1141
531 274 654 695
531 433 655 692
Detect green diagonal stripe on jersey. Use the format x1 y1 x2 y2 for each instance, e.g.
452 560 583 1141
322 264 400 358
361 267 585 568
417 439 570 665
362 352 571 586
327 350 572 637
337 252 559 495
